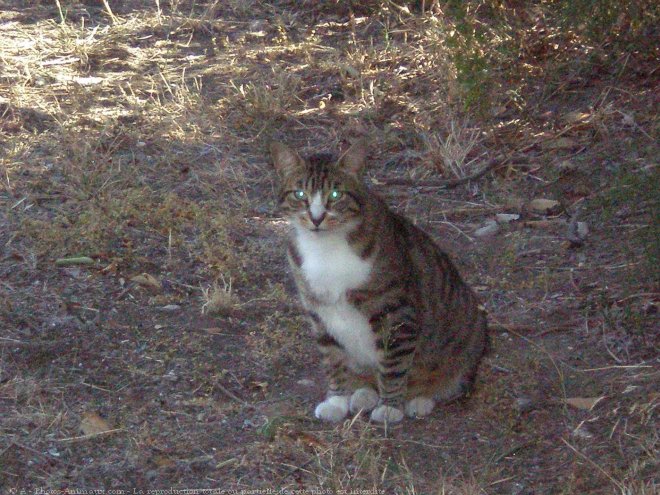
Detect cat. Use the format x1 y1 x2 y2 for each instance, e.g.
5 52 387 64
270 139 489 423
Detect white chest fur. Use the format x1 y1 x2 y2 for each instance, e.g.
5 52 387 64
294 228 378 368
294 228 373 303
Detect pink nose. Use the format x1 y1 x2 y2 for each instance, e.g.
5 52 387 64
310 212 326 227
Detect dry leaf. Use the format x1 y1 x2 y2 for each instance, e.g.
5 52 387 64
131 273 162 292
205 327 226 335
286 429 326 449
251 381 269 391
80 412 112 436
565 396 605 410
101 262 119 275
563 111 591 124
528 198 561 215
153 455 176 468
183 397 213 407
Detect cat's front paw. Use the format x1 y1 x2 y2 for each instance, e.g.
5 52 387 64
405 397 435 418
370 404 404 424
349 387 379 414
314 395 350 423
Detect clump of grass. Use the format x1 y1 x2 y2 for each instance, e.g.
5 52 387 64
201 274 235 316
230 72 303 127
422 120 483 179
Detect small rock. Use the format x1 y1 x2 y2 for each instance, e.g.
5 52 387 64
567 219 589 247
528 198 561 215
297 378 315 387
495 213 520 224
642 301 657 315
514 397 534 414
63 267 82 278
557 159 577 171
474 220 500 237
242 418 258 429
577 221 589 238
160 304 181 311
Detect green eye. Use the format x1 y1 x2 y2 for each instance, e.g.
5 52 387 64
293 190 306 200
329 190 343 201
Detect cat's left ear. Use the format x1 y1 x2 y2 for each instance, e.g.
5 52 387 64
338 139 368 176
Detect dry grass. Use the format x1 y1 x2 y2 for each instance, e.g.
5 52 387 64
201 274 235 315
1 0 657 493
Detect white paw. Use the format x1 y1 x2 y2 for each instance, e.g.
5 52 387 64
405 397 435 418
314 395 350 423
370 404 404 424
349 387 379 414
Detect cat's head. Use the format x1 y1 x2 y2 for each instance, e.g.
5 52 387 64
270 140 368 233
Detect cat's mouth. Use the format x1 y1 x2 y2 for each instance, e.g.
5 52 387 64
304 221 338 234
309 224 328 233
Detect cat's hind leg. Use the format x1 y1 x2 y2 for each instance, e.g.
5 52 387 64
369 307 418 424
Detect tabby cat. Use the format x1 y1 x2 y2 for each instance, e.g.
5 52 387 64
270 139 489 423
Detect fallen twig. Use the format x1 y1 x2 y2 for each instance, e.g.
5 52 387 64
380 156 501 188
561 438 624 491
216 382 254 409
56 428 125 443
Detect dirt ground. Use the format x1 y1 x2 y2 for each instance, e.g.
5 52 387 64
0 1 657 494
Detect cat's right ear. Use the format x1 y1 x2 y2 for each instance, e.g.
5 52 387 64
270 142 304 177
338 138 368 176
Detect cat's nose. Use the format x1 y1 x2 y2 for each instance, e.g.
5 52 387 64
310 212 326 227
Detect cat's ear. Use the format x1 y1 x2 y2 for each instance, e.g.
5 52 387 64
270 142 304 177
338 138 368 176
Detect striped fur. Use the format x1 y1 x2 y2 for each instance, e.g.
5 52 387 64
271 140 489 423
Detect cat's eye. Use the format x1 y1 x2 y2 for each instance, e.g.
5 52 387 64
292 190 306 200
328 190 343 201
